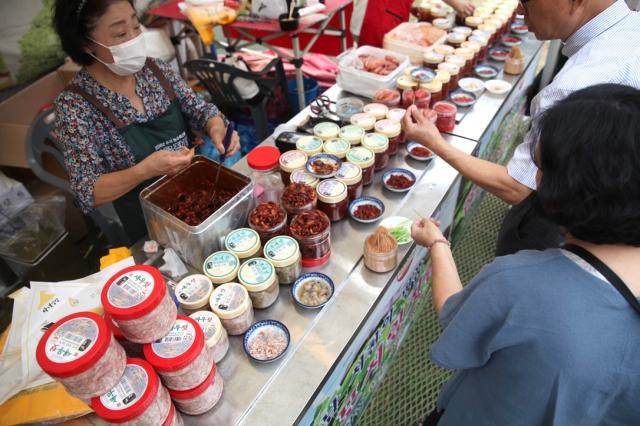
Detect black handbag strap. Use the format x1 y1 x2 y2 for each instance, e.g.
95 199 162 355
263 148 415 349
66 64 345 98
564 244 640 315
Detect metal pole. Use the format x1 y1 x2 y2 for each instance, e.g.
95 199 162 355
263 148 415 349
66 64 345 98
339 8 348 52
292 35 306 111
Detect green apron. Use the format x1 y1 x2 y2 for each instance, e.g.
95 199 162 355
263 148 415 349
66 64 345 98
68 59 190 243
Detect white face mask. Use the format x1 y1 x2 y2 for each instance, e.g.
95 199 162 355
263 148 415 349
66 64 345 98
90 33 147 76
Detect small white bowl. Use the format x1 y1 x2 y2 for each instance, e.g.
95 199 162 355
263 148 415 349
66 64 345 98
457 77 485 97
485 79 512 95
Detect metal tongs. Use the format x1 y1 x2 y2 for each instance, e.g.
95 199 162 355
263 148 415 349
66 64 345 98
212 121 235 195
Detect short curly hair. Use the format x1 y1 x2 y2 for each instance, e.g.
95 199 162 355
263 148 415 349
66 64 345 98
53 0 135 66
533 84 640 246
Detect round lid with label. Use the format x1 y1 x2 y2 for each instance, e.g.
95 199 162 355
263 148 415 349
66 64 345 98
362 133 390 154
167 360 217 400
465 16 483 27
316 179 348 204
387 108 406 123
189 311 224 349
279 150 308 173
432 18 450 30
453 26 473 36
91 358 159 423
421 79 443 93
469 34 489 47
175 274 213 310
323 138 351 158
263 236 301 268
349 113 376 130
209 282 251 320
339 125 365 145
36 311 111 378
461 40 482 53
346 146 375 168
296 136 324 155
224 228 261 259
313 122 340 140
143 316 204 372
424 51 445 65
445 55 466 68
472 28 492 38
238 258 277 292
374 119 402 138
435 44 455 56
335 162 362 186
101 265 166 321
397 75 418 90
363 103 389 120
479 23 498 33
203 251 240 284
438 62 460 76
454 48 474 61
290 169 319 188
435 69 451 84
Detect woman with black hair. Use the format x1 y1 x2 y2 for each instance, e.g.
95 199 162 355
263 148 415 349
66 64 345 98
52 0 240 242
412 84 640 425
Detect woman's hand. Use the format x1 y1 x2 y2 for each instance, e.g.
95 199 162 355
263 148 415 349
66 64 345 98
411 218 446 248
138 147 194 179
207 116 241 156
403 105 445 151
448 0 475 17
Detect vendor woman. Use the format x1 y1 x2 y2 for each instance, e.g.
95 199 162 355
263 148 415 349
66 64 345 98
52 0 240 243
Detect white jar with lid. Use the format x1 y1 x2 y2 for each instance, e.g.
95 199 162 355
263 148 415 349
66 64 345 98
346 146 375 186
263 236 302 285
374 119 402 156
237 258 279 309
296 136 324 156
362 133 390 172
316 179 349 222
279 150 308 186
209 283 254 335
363 103 389 120
175 274 213 314
387 108 406 123
349 112 376 131
335 162 363 203
290 169 320 188
323 138 351 159
224 228 262 261
189 310 229 363
313 122 340 140
203 251 240 285
339 125 365 146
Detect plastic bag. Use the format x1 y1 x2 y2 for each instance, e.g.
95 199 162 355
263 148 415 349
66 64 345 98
0 196 66 264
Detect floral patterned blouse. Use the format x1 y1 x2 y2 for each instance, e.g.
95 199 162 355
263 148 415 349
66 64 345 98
53 58 224 213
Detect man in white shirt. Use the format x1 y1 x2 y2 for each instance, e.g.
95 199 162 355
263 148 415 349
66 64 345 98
403 0 640 255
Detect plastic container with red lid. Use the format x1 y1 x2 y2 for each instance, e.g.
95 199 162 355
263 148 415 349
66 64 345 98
167 362 224 415
247 146 285 203
102 265 177 344
104 312 143 358
91 358 172 425
162 402 183 426
247 146 281 170
36 311 126 400
143 316 214 391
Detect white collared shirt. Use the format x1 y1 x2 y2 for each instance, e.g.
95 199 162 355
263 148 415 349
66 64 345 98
507 1 640 189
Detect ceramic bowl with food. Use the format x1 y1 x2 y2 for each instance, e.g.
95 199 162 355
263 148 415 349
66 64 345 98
382 168 417 193
510 23 528 34
306 153 342 179
485 79 513 95
243 320 290 363
488 47 510 62
501 35 522 47
410 67 437 84
349 196 385 224
474 64 500 79
457 77 485 96
380 216 413 245
449 89 477 108
291 273 335 309
406 141 436 161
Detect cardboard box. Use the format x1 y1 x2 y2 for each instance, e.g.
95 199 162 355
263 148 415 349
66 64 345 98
0 62 79 168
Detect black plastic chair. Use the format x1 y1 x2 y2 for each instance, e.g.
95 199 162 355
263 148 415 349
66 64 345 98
25 107 129 247
185 57 292 142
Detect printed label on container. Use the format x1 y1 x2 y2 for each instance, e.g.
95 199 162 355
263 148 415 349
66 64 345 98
375 119 401 136
336 162 360 180
291 169 318 185
211 284 246 312
45 317 99 363
314 122 339 138
363 134 389 150
176 276 210 304
296 137 323 152
387 108 406 122
317 180 347 198
107 270 155 309
239 259 274 286
226 229 259 253
264 237 298 262
280 151 307 169
350 113 376 127
205 252 239 278
347 147 374 164
324 138 350 154
191 312 220 343
100 364 148 410
363 103 388 117
339 125 364 141
151 319 196 359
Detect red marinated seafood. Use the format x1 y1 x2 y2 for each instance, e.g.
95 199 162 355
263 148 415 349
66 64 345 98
249 202 286 229
410 146 433 157
386 175 415 189
353 204 382 220
282 183 317 208
289 210 330 238
166 181 236 226
312 160 338 175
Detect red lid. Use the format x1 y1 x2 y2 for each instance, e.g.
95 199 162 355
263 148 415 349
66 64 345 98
36 311 112 378
104 312 125 341
247 146 280 171
143 316 205 372
91 358 160 423
101 265 167 321
162 403 176 426
167 361 217 400
301 250 331 268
